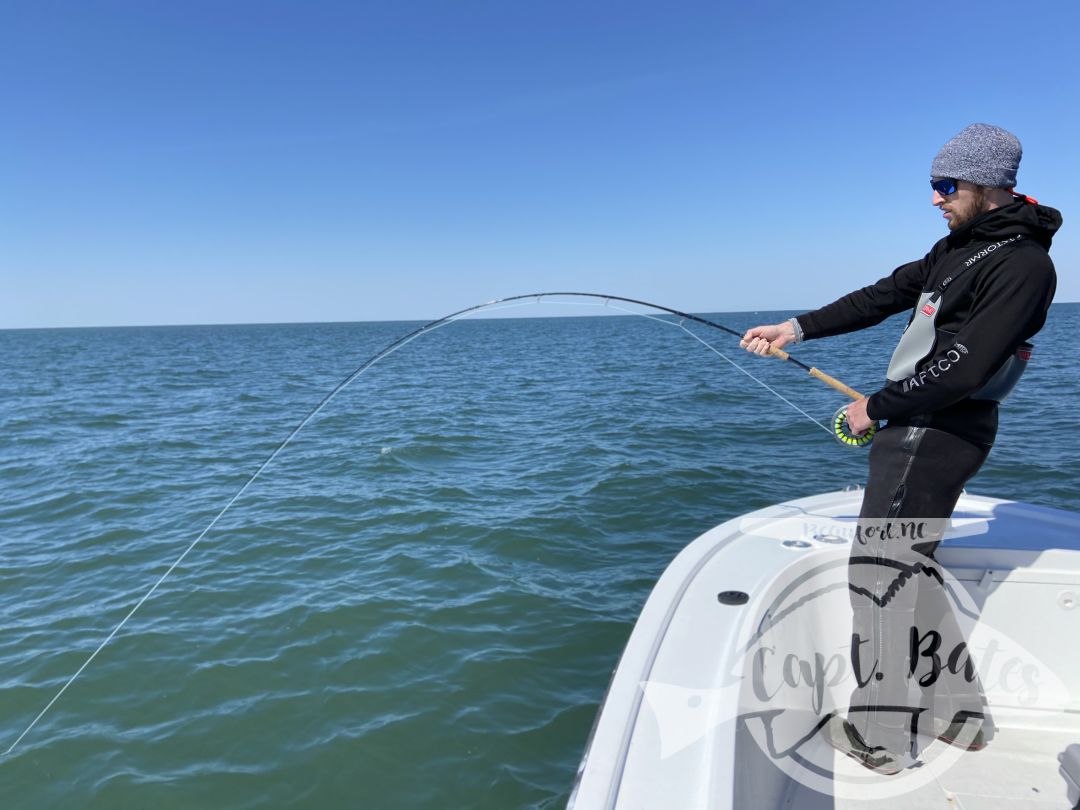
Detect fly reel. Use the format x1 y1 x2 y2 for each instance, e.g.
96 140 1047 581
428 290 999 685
833 405 877 448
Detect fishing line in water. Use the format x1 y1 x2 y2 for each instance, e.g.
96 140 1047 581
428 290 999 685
4 291 860 756
601 303 833 434
481 297 832 433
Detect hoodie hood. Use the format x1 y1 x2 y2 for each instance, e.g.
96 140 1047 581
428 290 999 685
950 199 1063 250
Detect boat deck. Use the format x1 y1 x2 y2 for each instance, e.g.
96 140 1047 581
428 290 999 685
789 723 1079 808
568 489 1080 810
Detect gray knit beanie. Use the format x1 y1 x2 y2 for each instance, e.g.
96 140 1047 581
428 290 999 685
931 123 1022 189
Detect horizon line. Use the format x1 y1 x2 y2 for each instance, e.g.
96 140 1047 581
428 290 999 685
3 299 1078 332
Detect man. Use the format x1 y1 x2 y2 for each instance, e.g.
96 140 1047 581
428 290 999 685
740 123 1061 774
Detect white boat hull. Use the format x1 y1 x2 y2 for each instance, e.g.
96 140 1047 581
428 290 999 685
568 489 1080 809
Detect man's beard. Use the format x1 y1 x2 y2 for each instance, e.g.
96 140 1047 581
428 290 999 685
948 186 989 231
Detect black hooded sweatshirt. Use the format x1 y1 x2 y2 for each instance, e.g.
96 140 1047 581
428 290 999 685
795 199 1061 446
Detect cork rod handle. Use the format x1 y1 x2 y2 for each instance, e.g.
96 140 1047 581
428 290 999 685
808 367 864 401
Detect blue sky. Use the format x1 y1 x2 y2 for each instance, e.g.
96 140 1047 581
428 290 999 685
4 0 1079 328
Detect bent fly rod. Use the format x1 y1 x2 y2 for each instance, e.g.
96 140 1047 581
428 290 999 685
4 290 873 757
460 293 874 446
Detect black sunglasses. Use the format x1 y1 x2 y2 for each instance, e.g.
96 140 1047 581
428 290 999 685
931 177 958 196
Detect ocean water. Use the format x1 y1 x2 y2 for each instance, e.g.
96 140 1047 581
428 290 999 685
2 302 1078 809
